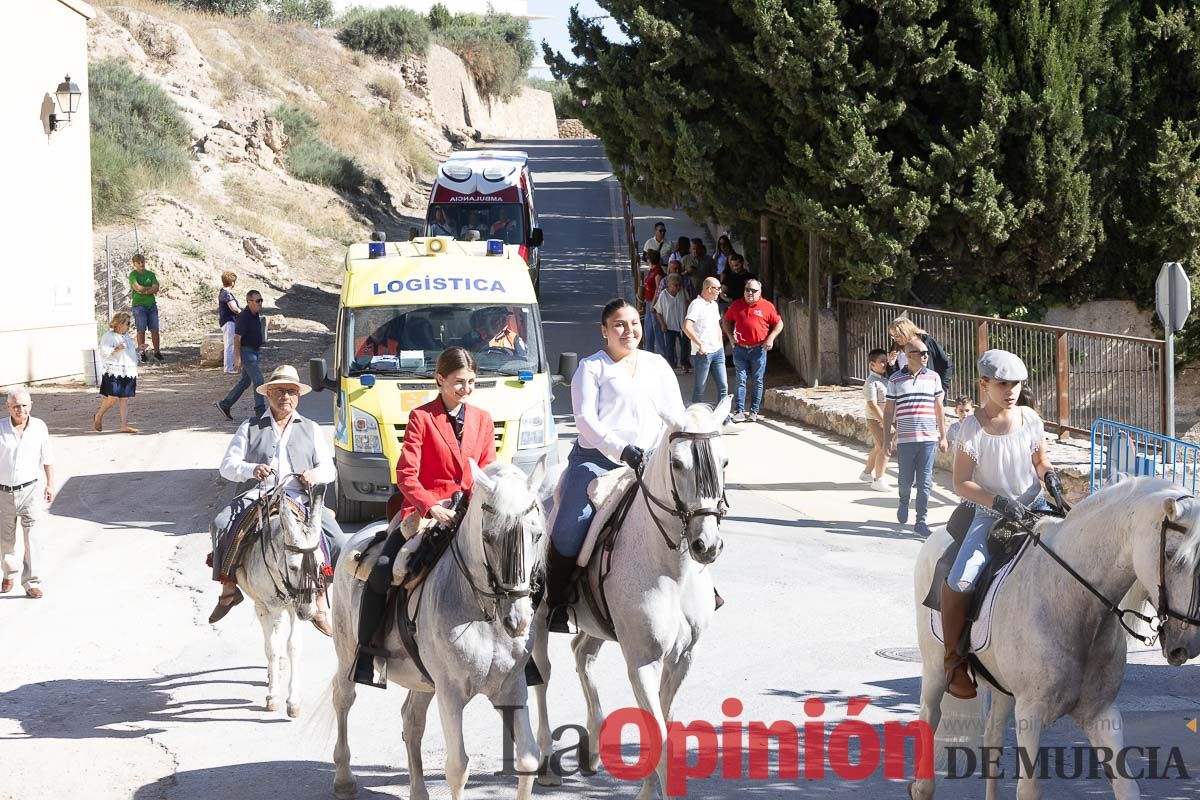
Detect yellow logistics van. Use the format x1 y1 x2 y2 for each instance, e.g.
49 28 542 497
309 236 560 522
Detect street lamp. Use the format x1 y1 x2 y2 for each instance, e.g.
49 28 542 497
49 75 82 131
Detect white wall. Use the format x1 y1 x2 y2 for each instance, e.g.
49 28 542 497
333 0 529 14
0 0 97 385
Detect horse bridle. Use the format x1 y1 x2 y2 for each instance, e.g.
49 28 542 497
449 498 538 621
255 472 323 606
635 430 729 554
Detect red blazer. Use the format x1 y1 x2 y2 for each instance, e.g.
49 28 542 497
393 399 497 521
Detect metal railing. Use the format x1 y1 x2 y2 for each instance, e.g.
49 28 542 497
1090 418 1199 495
838 299 1168 436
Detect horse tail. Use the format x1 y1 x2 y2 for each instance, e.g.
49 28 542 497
300 671 339 749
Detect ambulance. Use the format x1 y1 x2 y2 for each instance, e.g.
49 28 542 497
309 236 561 522
424 150 544 293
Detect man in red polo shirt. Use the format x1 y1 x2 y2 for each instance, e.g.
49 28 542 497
721 279 783 422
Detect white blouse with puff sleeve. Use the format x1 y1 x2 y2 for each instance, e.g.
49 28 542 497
571 349 686 464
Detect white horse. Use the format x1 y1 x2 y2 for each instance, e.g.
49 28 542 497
330 460 546 800
912 477 1200 800
531 398 731 800
236 486 327 718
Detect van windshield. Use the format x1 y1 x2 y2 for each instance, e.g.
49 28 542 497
344 303 542 377
426 203 525 245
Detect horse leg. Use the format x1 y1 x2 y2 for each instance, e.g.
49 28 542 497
1013 701 1046 800
909 661 948 800
493 698 539 800
1077 703 1138 800
659 649 694 724
402 690 434 800
983 690 1014 800
255 604 283 712
284 608 303 718
572 633 605 774
531 608 560 787
626 660 668 800
437 690 471 800
332 666 358 800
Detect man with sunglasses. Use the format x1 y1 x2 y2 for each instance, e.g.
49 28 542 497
721 278 782 422
884 337 949 536
216 290 267 420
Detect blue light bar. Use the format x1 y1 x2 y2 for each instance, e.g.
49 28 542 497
518 370 534 382
368 242 386 259
486 239 504 256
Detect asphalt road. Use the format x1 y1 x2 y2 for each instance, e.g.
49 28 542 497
2 139 1199 800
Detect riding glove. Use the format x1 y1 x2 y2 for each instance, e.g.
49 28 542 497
991 494 1030 522
621 445 645 473
1042 470 1065 500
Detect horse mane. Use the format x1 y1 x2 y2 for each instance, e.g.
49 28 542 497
468 461 546 569
1059 476 1200 567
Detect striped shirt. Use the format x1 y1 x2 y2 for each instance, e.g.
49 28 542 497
887 367 944 444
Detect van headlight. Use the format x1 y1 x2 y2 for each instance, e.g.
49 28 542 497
351 407 382 453
518 402 545 449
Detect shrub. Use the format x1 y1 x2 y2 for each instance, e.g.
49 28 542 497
432 12 534 101
165 0 259 15
427 3 451 31
267 0 334 25
89 60 191 221
273 104 366 191
336 7 430 60
367 74 403 105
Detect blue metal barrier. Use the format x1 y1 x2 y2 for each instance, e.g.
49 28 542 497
1090 418 1200 495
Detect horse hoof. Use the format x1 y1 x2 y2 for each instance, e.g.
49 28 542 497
286 702 300 719
536 771 562 788
265 698 278 713
333 778 357 800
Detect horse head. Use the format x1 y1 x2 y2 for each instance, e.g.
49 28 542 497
467 458 546 638
653 395 732 565
1137 489 1200 665
276 486 324 621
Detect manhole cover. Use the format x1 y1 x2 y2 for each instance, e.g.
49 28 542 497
875 647 923 663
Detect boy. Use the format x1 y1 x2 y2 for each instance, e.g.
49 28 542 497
859 349 890 491
946 395 975 448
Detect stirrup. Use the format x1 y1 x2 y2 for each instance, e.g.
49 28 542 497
351 648 387 689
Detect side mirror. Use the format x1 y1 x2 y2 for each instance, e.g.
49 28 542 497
309 358 337 392
528 227 544 248
555 352 578 386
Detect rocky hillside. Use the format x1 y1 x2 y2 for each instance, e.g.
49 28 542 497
88 1 554 352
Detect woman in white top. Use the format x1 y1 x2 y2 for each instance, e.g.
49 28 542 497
941 349 1061 700
544 298 684 631
94 311 140 433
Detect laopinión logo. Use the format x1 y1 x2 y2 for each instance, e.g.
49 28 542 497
498 698 1191 796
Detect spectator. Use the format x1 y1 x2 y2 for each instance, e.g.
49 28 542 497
715 235 735 275
685 277 730 414
685 238 717 296
665 253 693 301
655 274 692 372
641 250 666 355
859 348 890 491
886 316 953 399
884 338 949 536
721 278 783 423
719 253 756 306
93 311 139 434
642 222 671 264
671 235 691 266
946 395 975 447
0 388 54 599
129 253 163 363
218 271 241 374
215 290 266 420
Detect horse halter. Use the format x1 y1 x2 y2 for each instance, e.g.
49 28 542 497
450 498 538 621
636 430 729 554
255 473 323 606
1155 497 1200 630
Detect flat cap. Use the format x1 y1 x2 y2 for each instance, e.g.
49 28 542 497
978 349 1028 381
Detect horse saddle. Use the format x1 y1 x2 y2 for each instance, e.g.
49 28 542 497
350 512 463 593
218 492 309 580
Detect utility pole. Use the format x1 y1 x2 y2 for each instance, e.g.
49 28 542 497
807 231 821 387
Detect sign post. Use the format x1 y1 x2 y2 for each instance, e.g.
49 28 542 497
1155 262 1192 439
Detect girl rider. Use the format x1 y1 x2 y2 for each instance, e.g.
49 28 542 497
352 347 497 686
543 299 685 632
942 349 1063 699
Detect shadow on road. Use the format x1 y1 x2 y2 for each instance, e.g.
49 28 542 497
51 469 228 535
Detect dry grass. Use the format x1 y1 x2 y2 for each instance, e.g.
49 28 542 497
366 74 403 105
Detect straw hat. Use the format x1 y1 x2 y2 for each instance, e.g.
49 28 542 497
256 364 312 396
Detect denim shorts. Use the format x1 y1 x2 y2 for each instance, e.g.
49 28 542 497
132 304 159 333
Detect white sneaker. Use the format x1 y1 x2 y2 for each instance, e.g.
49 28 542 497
870 478 890 492
748 412 760 422
858 471 873 482
732 412 746 423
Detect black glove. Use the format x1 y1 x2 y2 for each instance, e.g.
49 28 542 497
621 445 645 473
1043 470 1064 500
991 494 1030 523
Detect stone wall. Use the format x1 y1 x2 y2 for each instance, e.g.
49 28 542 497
425 45 558 140
775 297 841 385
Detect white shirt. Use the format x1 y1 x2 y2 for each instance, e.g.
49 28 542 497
642 236 671 262
0 416 53 487
653 289 690 332
100 331 139 378
220 413 336 505
957 406 1044 505
863 372 887 409
684 295 723 352
572 350 686 463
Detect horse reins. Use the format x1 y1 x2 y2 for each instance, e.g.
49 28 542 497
634 430 729 554
449 499 537 621
253 471 323 606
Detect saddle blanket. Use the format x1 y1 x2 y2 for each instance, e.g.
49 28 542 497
930 535 1032 654
576 466 637 568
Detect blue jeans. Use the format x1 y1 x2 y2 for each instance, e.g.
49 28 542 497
220 349 265 416
732 345 766 414
550 444 620 557
896 441 936 522
662 330 691 368
948 495 1050 592
691 350 728 405
132 304 159 333
642 311 664 355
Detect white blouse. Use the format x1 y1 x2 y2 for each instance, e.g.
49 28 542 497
957 406 1044 504
99 331 139 378
571 349 685 463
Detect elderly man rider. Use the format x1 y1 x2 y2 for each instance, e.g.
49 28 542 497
207 365 343 635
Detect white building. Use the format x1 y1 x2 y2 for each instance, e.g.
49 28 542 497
333 0 529 14
0 0 97 386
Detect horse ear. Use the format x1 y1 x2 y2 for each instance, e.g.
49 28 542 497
469 458 495 493
527 454 547 492
1165 496 1184 521
711 395 733 427
658 408 685 429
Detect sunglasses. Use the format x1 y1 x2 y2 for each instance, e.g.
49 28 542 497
907 350 930 357
745 288 761 294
